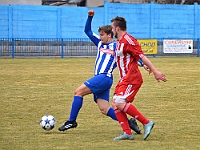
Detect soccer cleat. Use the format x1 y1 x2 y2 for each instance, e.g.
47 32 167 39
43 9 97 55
143 120 154 140
128 118 142 134
58 121 78 131
113 132 134 140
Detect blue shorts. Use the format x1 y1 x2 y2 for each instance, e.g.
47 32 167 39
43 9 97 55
84 74 113 102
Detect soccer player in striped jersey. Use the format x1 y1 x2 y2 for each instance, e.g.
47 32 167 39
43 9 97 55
58 10 143 134
111 16 167 140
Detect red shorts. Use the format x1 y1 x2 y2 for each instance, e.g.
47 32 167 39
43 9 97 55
114 82 142 103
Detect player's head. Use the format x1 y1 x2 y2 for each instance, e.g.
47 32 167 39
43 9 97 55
98 25 113 44
111 16 126 39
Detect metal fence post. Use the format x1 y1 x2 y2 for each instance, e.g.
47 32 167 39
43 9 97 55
198 38 200 57
104 0 108 25
61 38 64 58
12 38 14 58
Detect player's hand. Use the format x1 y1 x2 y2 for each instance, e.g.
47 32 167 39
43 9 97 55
154 71 167 82
88 10 94 16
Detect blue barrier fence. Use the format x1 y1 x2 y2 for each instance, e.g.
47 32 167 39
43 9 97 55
198 39 200 57
0 38 199 58
1 2 200 39
0 38 97 58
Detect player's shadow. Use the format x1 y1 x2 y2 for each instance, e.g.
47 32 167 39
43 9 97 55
43 131 68 134
43 130 79 135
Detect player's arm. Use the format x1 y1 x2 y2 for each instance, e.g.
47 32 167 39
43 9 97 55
141 55 167 82
84 10 100 46
138 59 151 73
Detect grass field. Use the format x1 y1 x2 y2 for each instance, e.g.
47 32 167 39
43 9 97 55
0 57 200 150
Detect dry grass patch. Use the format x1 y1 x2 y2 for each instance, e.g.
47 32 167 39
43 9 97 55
0 57 200 150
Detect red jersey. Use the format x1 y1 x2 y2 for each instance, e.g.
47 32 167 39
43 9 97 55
116 33 144 85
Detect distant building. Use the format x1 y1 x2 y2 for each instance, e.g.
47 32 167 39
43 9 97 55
0 0 41 5
0 0 198 6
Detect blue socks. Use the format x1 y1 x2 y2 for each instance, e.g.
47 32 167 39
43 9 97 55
68 96 117 122
68 96 83 121
107 107 118 121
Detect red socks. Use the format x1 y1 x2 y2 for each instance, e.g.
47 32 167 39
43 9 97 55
114 103 149 135
114 109 132 135
123 103 149 125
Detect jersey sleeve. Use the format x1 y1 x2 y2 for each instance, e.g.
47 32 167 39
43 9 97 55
84 16 100 46
127 40 144 61
137 59 144 67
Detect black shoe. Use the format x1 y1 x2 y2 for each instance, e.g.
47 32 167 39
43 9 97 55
128 118 142 134
58 121 78 131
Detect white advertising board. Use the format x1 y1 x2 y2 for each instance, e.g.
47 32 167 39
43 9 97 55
163 40 193 53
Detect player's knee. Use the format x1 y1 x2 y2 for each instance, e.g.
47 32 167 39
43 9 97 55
98 105 109 115
99 108 107 115
114 102 121 108
74 89 78 95
114 97 127 110
74 88 82 96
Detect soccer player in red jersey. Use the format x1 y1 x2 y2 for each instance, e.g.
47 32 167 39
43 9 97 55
111 16 167 140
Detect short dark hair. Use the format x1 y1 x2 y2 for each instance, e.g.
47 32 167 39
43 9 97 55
111 16 126 31
98 25 113 38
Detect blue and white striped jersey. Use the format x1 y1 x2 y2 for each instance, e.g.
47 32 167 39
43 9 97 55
84 16 117 77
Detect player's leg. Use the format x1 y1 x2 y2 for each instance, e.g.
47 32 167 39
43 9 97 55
114 84 154 140
96 98 141 134
58 74 111 132
94 77 141 134
68 83 92 121
124 101 154 140
94 82 117 121
96 75 143 128
112 98 133 140
58 83 92 131
96 98 117 121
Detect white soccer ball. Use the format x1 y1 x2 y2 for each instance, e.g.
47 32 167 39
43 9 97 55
40 115 56 131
